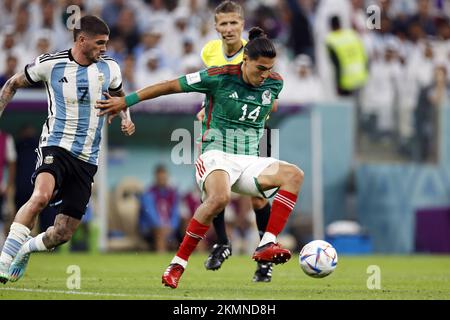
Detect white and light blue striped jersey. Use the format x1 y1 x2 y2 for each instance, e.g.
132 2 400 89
24 49 122 165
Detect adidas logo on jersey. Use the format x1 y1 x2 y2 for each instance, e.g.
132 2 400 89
58 77 68 83
228 92 239 99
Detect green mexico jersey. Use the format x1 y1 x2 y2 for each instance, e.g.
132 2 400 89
178 64 283 156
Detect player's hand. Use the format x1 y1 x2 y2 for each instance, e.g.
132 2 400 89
96 92 127 116
196 108 205 122
121 118 135 136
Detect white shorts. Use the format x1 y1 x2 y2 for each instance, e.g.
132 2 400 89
194 150 282 200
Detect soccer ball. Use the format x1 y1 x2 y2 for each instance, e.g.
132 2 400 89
299 240 338 278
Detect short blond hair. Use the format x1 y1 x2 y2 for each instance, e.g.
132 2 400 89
214 1 244 21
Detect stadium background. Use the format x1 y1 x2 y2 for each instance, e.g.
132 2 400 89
0 0 450 273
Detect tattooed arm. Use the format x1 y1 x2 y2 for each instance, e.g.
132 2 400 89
0 71 31 118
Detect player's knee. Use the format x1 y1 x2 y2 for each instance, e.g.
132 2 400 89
286 165 304 187
29 191 52 212
206 193 230 214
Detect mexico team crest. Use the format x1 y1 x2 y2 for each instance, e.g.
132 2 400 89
262 90 272 105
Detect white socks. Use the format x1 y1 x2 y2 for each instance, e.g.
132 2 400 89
19 232 48 255
0 222 31 265
171 256 188 268
259 232 277 247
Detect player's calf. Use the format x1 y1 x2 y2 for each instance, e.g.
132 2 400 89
43 225 74 248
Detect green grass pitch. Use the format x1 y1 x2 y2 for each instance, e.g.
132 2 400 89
0 252 449 300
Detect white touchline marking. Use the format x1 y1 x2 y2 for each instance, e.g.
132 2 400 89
0 287 211 299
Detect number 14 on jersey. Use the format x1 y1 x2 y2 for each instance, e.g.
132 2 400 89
239 104 261 122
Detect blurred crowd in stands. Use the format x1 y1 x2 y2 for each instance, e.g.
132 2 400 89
1 0 450 251
1 0 450 160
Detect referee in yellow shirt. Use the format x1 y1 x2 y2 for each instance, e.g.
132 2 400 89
198 1 275 283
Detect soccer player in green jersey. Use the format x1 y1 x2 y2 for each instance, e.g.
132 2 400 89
96 27 304 289
200 1 277 283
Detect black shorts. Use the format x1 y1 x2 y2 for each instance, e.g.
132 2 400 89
32 146 97 220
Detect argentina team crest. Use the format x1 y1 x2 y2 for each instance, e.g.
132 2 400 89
262 90 272 105
44 155 54 164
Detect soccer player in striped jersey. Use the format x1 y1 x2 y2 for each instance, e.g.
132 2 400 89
199 1 277 282
96 27 304 289
0 15 135 284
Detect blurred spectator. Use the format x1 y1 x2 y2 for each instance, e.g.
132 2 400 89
361 43 402 141
109 7 141 53
326 15 368 96
398 41 436 148
0 0 17 29
101 0 126 27
136 49 174 88
29 0 70 51
284 0 315 60
24 30 54 89
350 0 367 35
31 30 54 57
139 164 180 252
135 0 172 35
0 26 25 75
122 54 138 92
0 130 16 243
251 3 284 40
0 56 18 88
280 54 324 104
314 0 352 100
413 64 449 163
12 2 33 48
106 35 128 66
160 6 199 62
179 37 203 74
363 12 396 60
408 0 437 36
133 27 163 61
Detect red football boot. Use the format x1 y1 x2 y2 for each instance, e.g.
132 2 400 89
162 263 185 289
252 242 291 264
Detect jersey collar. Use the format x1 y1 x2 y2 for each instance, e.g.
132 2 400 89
68 48 92 67
222 40 245 62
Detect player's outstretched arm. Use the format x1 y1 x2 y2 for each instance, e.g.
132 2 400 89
0 72 31 117
96 79 182 116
